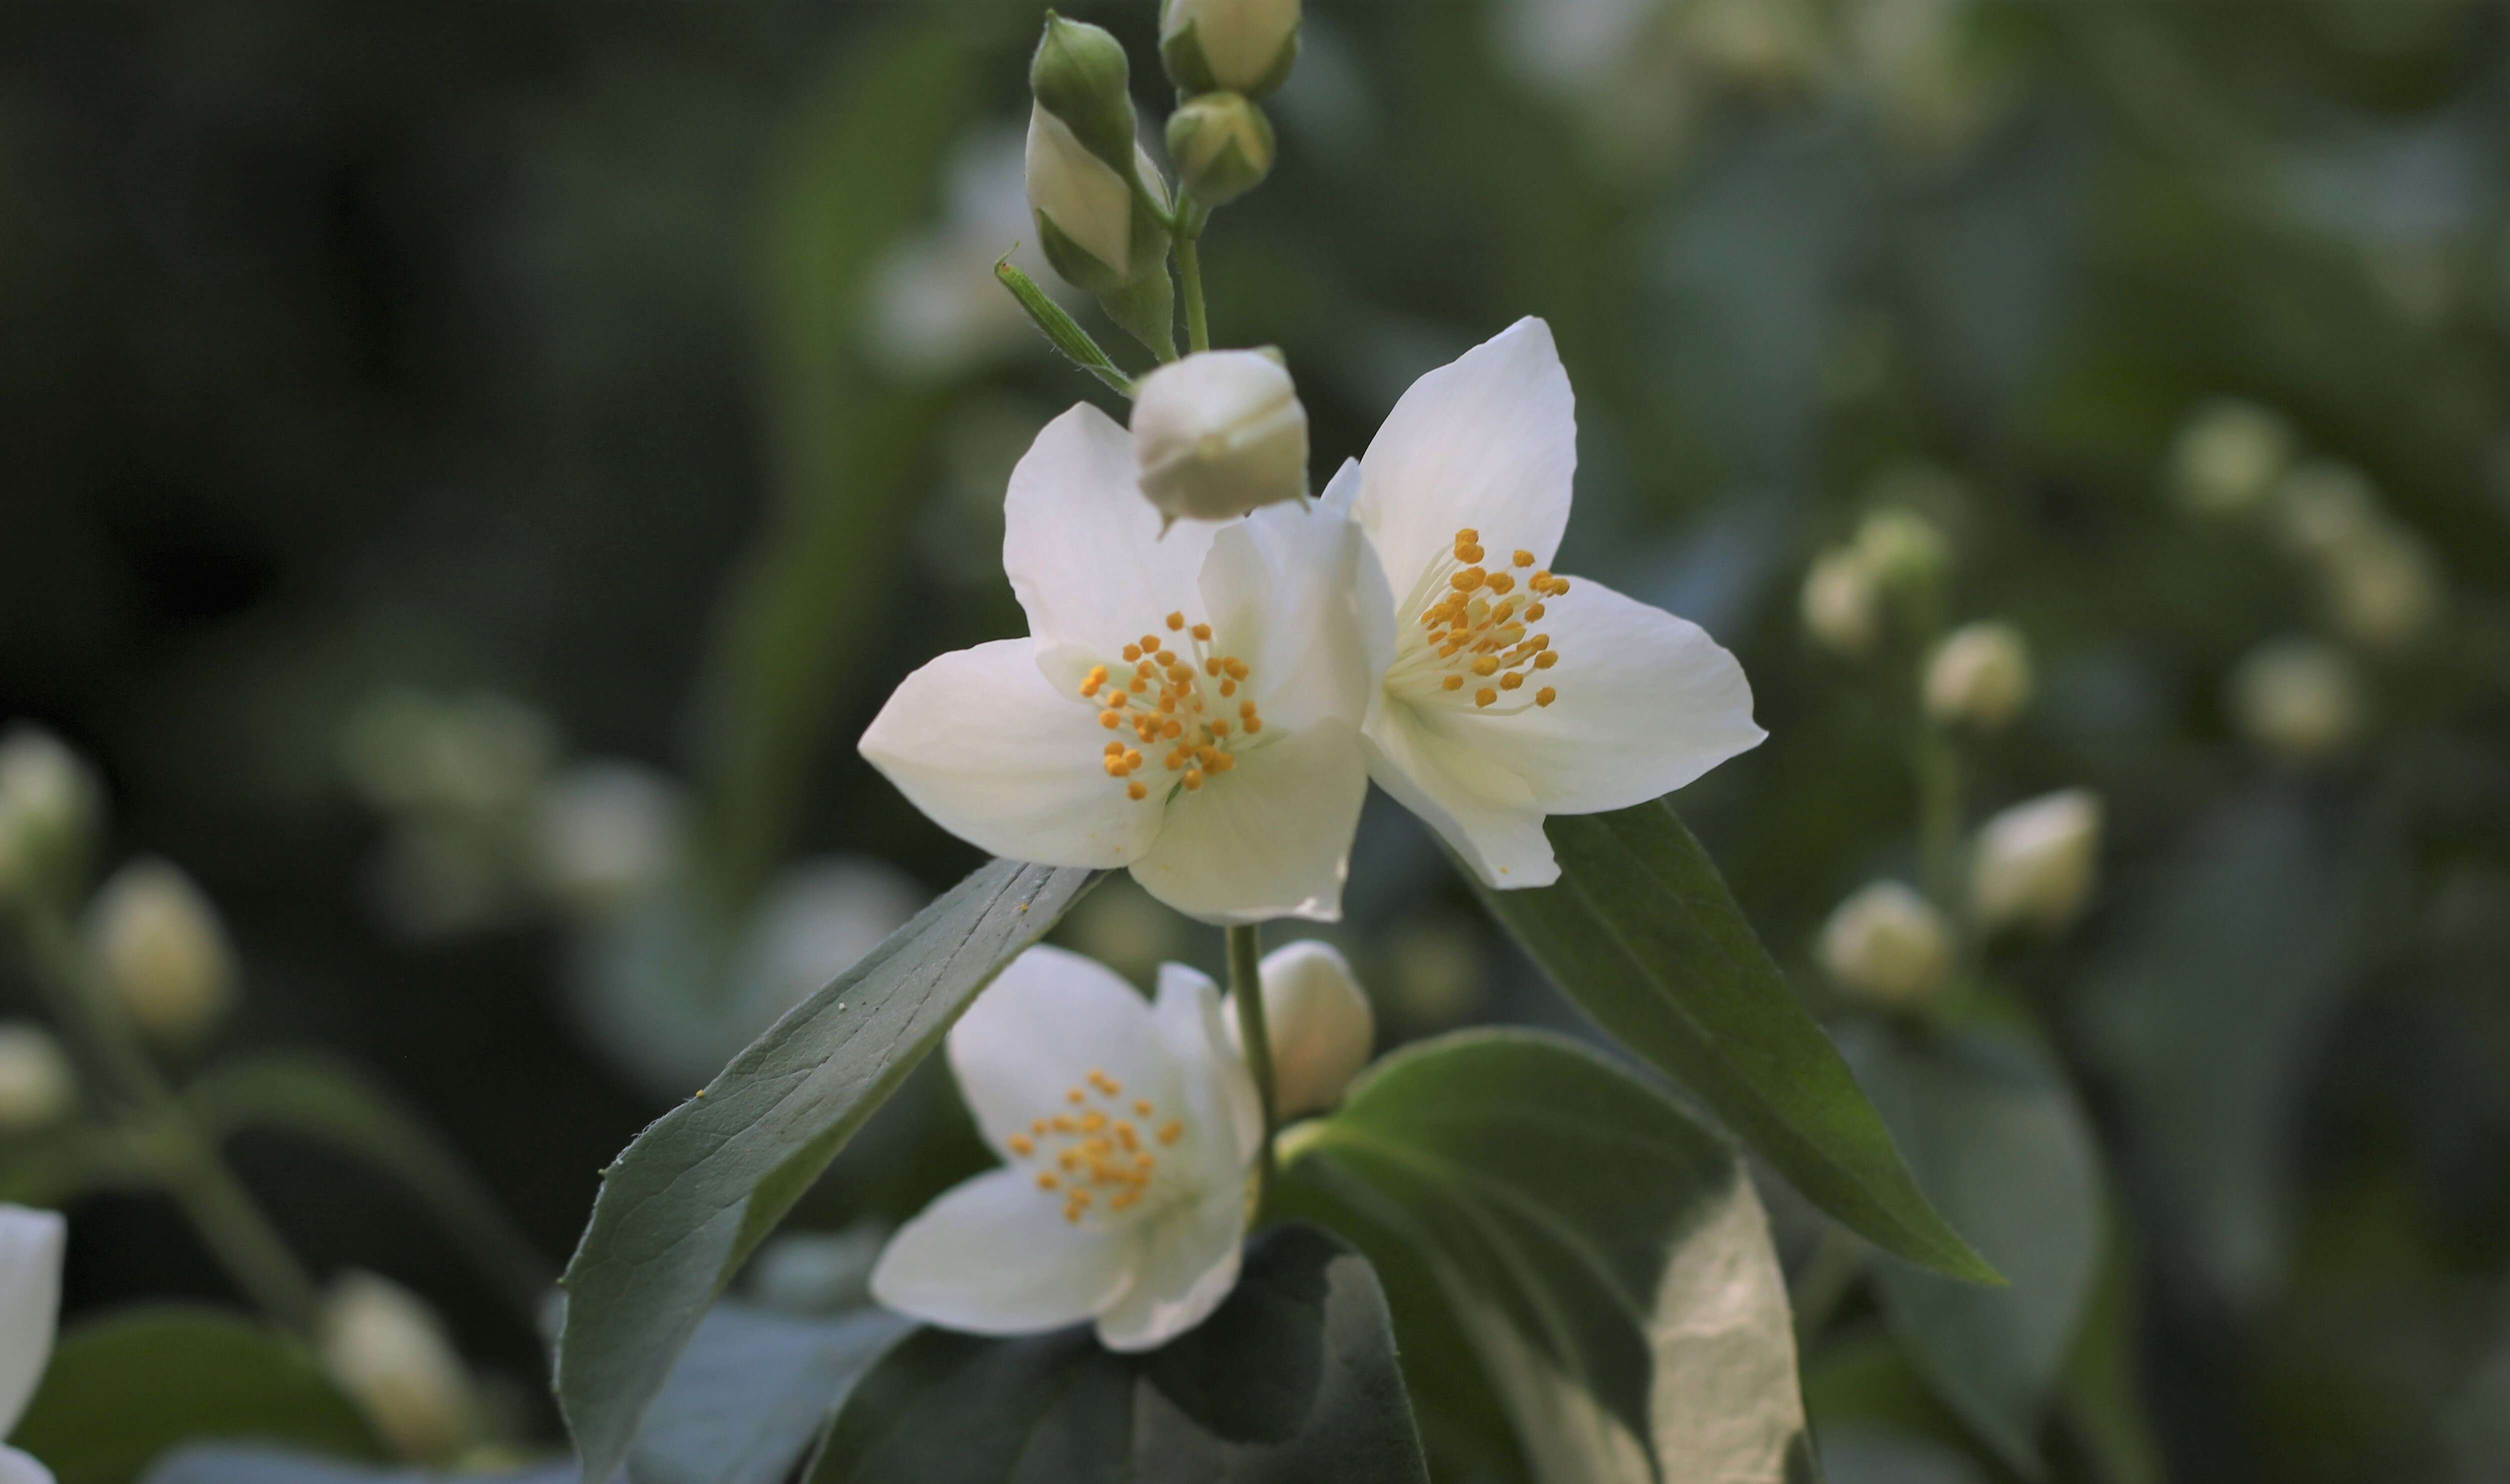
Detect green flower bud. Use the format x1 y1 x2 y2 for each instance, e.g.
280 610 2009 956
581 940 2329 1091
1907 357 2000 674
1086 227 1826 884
1027 110 1173 301
1853 505 1952 594
0 725 102 905
2171 399 2292 517
1800 548 1882 658
1161 0 1300 99
1971 790 2103 936
1924 621 2033 731
86 858 237 1049
321 1271 477 1462
0 1023 75 1135
1030 13 1137 169
1166 92 1276 207
2230 639 2363 767
1818 882 1951 1008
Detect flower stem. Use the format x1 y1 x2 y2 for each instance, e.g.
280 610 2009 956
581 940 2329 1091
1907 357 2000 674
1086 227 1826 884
1916 722 1963 915
1226 923 1276 1217
1175 207 1211 355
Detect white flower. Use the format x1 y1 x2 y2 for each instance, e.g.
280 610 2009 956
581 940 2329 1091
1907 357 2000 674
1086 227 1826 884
84 860 236 1048
1132 350 1310 525
2171 400 2292 517
0 1204 65 1484
861 404 1382 924
0 1029 73 1137
870 946 1260 1352
1817 881 1951 1007
2230 640 2363 766
1330 318 1763 888
1924 621 2032 731
319 1271 476 1462
1801 548 1881 658
0 729 99 905
1971 789 2103 935
1227 939 1372 1118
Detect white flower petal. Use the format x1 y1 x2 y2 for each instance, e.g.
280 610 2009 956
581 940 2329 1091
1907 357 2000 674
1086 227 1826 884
0 1205 64 1435
950 946 1172 1162
1196 498 1393 735
0 1447 51 1484
1004 405 1217 658
1362 706 1559 888
1354 318 1576 597
859 638 1162 869
1094 1185 1248 1353
1419 575 1764 815
870 1169 1137 1337
1128 722 1369 925
1152 965 1262 1169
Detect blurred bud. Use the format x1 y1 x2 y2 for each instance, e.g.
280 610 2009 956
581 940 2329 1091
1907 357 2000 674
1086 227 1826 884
1801 549 1882 658
1161 0 1301 99
2171 400 2293 517
1924 622 2033 731
1231 940 1373 1118
2274 459 2383 564
2325 532 2442 653
0 726 102 904
1853 506 1951 594
0 1024 74 1135
1030 14 1138 167
1382 917 1482 1031
1817 882 1951 1007
1166 92 1276 207
320 1272 476 1463
530 763 687 917
1132 349 1310 523
1971 789 2103 935
85 859 237 1049
2230 640 2364 766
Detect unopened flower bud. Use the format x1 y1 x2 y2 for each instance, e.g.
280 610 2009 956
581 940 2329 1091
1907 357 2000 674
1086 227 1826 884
2171 400 2293 517
1971 789 2102 935
1030 14 1138 167
1229 940 1373 1117
1801 549 1881 658
0 726 102 904
2274 459 2382 564
2325 532 2441 653
1132 348 1310 523
320 1271 476 1462
85 859 236 1048
531 763 687 916
1817 882 1951 1007
1924 622 2032 731
1854 506 1952 594
2230 640 2363 766
0 1024 74 1135
1026 105 1147 297
1166 92 1275 207
1161 0 1301 99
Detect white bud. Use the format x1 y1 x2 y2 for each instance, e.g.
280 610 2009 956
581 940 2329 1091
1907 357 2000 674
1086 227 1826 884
1924 621 2033 731
0 1024 75 1134
2230 640 2363 766
1971 789 2103 935
2171 400 2293 517
85 859 237 1048
0 726 102 902
1229 940 1373 1117
319 1271 476 1462
1132 349 1311 523
2325 532 2441 653
531 763 687 916
1801 549 1882 657
1853 505 1952 593
1025 103 1138 290
1162 0 1302 99
1817 882 1951 1007
2274 459 2383 564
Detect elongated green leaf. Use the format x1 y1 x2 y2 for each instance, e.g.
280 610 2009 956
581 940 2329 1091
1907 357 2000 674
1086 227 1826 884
15 1307 381 1484
806 1225 1428 1484
184 1052 551 1319
1836 1024 2103 1478
1276 1029 1819 1484
1468 799 1995 1284
555 859 1099 1484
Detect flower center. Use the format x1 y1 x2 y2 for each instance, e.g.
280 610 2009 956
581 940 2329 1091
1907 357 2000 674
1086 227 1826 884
1383 528 1564 712
1074 611 1266 800
1004 1068 1188 1225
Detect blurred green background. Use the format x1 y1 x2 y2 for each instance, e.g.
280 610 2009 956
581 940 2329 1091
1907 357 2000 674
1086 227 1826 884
5 0 2510 1479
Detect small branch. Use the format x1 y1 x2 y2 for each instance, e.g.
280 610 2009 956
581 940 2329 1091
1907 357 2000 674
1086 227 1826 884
995 257 1134 397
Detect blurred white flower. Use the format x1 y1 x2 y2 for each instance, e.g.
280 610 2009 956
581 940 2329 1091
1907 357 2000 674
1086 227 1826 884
1338 318 1763 889
84 860 236 1049
0 1204 64 1484
1850 0 2017 163
861 128 1072 383
0 728 100 905
530 762 687 916
1924 622 2033 732
2231 640 2364 766
319 1272 476 1463
1226 939 1372 1118
1971 790 2103 936
1132 349 1311 525
1817 881 1951 1007
2171 400 2293 517
871 946 1259 1352
339 690 556 821
1801 549 1882 658
1382 917 1483 1030
1853 502 1953 594
2324 532 2441 653
0 1029 73 1137
2273 460 2383 564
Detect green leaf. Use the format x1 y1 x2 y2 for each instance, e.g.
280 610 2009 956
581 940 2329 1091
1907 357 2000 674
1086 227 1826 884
805 1225 1429 1484
2056 1229 2164 1484
1835 1024 2103 1479
555 859 1100 1484
1467 799 1996 1284
1275 1029 1819 1484
183 1052 552 1319
14 1307 381 1484
0 1124 151 1208
144 1458 569 1484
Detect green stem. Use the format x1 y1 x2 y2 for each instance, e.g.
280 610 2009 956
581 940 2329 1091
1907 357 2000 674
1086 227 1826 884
1226 924 1276 1217
1916 722 1963 915
1176 211 1211 354
13 904 324 1336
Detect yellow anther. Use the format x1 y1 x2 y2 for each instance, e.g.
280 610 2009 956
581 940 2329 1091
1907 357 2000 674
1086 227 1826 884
1099 710 1121 729
1089 1069 1118 1092
1191 623 1212 641
1122 644 1141 662
1210 720 1229 737
1457 527 1480 543
1451 569 1486 592
1158 1121 1184 1145
1104 757 1126 777
1224 658 1249 679
1128 677 1148 694
1008 1134 1034 1156
1134 1099 1154 1116
1218 679 1236 697
1108 1190 1139 1212
1155 649 1176 666
1549 578 1570 594
1501 672 1525 691
1536 687 1557 706
1114 1122 1138 1150
1079 666 1107 696
1242 718 1262 734
1140 633 1162 651
1513 549 1535 567
1487 572 1515 595
1037 1172 1059 1190
1162 718 1184 738
1525 602 1545 621
1472 656 1500 676
1079 1111 1106 1133
1239 701 1257 717
1032 1118 1050 1136
1166 612 1186 631
1183 769 1204 791
1442 675 1464 691
1066 1088 1087 1105
1535 651 1559 670
1127 781 1147 800
1476 688 1498 707
1212 753 1236 771
1059 1149 1083 1170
